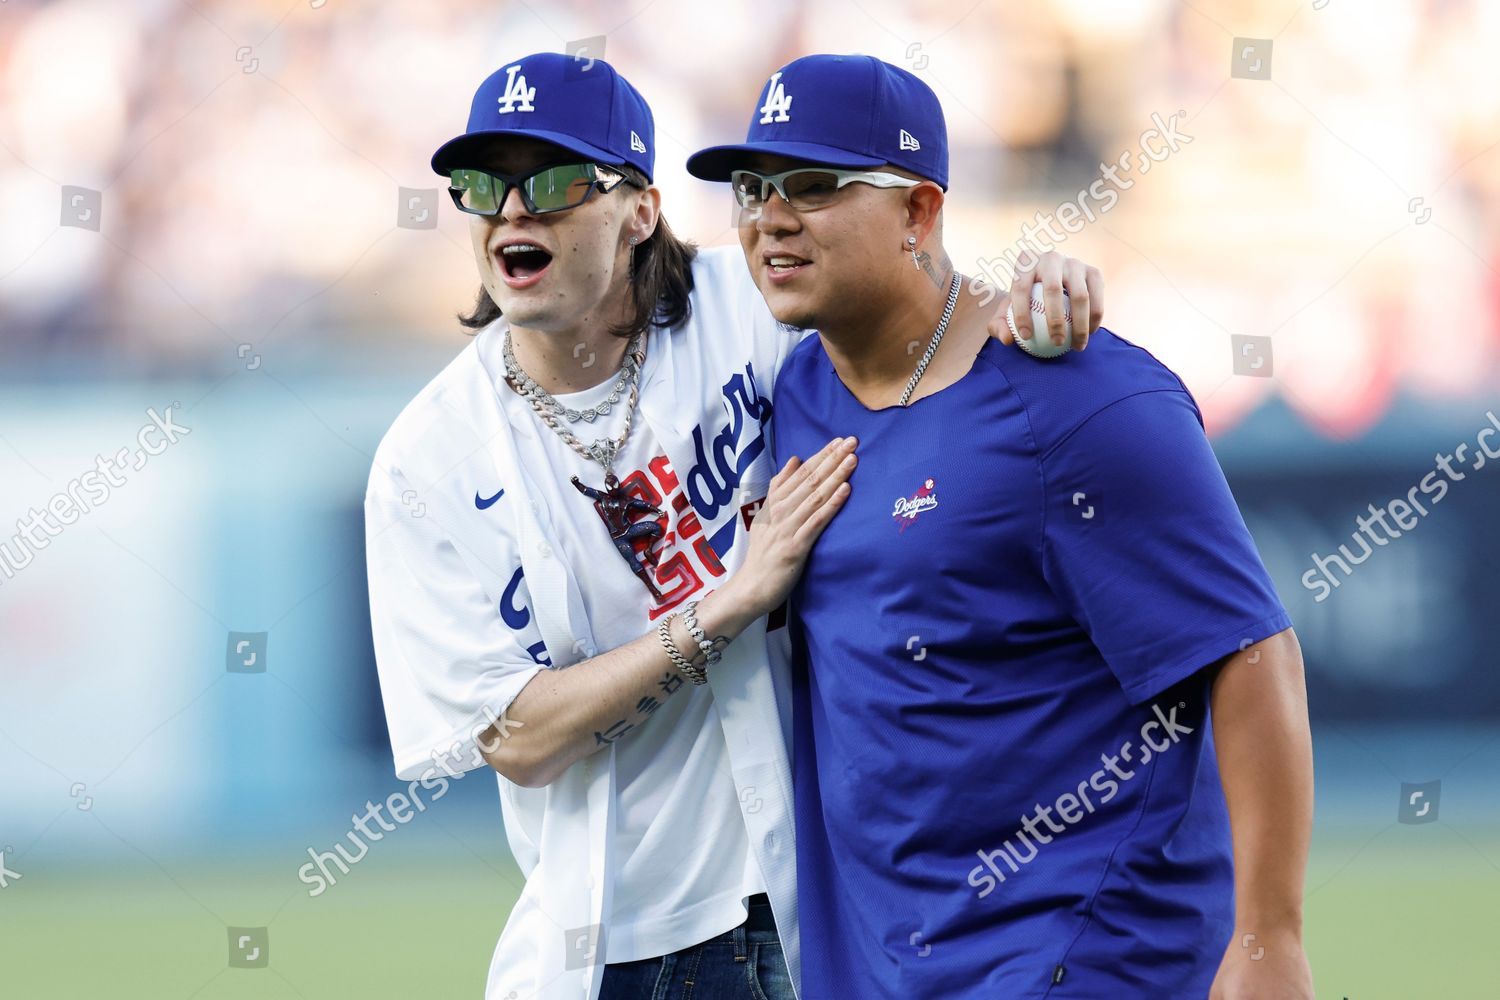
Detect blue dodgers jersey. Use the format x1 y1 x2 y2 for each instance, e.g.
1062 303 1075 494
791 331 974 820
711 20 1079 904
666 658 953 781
772 330 1291 999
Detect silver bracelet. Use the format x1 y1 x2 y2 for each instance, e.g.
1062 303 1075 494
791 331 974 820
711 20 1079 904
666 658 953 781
682 599 724 668
656 614 707 685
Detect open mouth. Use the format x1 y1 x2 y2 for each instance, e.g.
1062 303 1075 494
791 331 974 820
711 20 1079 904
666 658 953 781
764 253 811 283
499 243 554 282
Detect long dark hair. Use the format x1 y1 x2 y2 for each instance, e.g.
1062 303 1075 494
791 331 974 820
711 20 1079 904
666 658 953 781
457 166 697 338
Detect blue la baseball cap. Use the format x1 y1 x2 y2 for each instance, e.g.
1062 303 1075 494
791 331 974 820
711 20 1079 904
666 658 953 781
431 52 655 180
686 54 948 190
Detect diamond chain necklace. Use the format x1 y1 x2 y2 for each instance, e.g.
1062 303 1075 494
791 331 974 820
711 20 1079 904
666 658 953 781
502 330 646 481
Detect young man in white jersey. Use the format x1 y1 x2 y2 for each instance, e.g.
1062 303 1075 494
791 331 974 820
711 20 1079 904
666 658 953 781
365 52 1104 1000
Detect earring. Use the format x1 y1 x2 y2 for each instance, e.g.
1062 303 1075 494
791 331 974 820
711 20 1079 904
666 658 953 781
629 235 639 245
906 235 921 270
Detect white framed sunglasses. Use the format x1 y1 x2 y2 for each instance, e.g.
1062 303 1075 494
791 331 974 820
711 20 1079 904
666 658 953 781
729 167 921 213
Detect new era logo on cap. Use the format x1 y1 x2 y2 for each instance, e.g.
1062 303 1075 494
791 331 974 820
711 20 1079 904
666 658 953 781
687 54 949 191
631 130 647 153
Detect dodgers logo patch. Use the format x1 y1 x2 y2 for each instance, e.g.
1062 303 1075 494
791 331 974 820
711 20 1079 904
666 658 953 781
892 478 938 532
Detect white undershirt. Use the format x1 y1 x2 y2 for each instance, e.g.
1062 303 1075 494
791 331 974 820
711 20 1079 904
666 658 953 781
496 334 766 963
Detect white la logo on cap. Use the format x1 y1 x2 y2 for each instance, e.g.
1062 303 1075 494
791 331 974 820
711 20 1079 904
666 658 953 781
759 71 793 124
899 129 921 151
630 130 647 153
496 64 536 114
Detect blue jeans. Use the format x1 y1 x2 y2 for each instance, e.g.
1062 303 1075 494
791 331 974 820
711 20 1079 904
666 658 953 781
598 894 794 999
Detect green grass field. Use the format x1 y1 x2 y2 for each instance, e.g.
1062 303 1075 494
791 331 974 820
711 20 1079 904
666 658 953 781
3 829 1495 998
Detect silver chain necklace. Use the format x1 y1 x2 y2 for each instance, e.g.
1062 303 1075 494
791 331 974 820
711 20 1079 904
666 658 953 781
502 328 669 596
501 330 646 481
503 332 642 424
898 272 963 407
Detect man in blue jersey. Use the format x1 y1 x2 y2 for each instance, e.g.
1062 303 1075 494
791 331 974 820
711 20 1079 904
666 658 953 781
688 55 1315 999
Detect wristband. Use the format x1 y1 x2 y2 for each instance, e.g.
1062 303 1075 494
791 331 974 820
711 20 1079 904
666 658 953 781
657 613 707 685
682 599 724 668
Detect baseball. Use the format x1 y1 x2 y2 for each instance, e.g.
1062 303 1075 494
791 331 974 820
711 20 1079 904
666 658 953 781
1007 281 1072 359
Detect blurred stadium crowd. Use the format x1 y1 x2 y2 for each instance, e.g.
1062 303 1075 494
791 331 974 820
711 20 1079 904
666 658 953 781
2 0 1496 440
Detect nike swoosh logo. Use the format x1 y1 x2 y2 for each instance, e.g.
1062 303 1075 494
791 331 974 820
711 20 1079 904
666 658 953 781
475 488 505 510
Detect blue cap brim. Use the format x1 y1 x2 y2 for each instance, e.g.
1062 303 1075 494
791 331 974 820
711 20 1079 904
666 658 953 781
431 128 630 177
685 140 886 181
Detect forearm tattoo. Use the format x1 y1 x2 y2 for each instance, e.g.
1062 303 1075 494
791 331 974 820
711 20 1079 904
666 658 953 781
591 624 730 747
